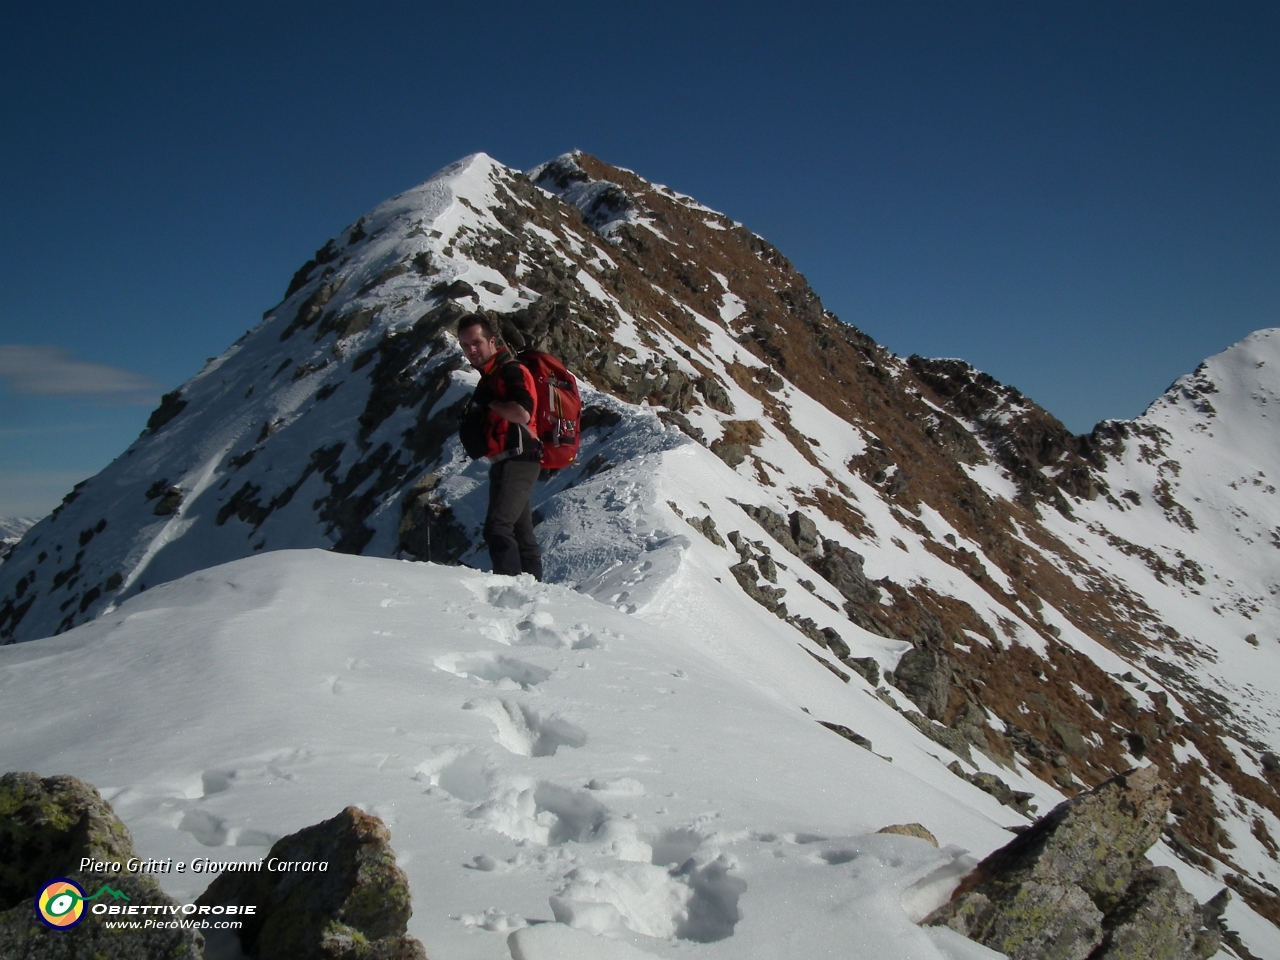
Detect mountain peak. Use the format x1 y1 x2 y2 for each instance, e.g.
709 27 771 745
2 152 1278 948
1145 326 1280 425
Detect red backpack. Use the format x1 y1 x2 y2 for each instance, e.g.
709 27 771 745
518 350 581 470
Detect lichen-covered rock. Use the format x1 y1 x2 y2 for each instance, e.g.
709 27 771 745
145 390 188 433
710 440 747 467
695 375 734 414
0 771 203 959
1049 718 1090 760
0 871 205 960
0 772 138 909
152 486 185 517
197 805 427 960
906 712 974 765
925 766 1219 960
818 720 872 750
1092 865 1213 960
938 881 1105 960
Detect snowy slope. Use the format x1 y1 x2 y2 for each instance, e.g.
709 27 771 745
2 151 1279 953
5 549 1268 959
1048 328 1280 740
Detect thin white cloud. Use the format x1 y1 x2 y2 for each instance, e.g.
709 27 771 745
0 344 162 398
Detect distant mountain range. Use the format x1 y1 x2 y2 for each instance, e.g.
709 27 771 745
2 151 1277 947
0 517 35 562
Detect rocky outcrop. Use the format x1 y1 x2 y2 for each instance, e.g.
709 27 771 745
788 510 823 565
197 806 426 960
947 762 1037 817
397 473 471 564
906 355 1104 512
145 390 189 434
811 540 885 635
738 503 800 556
728 560 787 617
684 514 727 548
0 772 138 906
891 630 953 721
925 766 1220 960
0 771 203 959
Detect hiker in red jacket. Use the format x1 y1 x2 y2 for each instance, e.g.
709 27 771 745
457 315 544 580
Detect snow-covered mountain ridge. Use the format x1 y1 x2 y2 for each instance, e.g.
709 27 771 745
0 517 35 564
1 151 1278 953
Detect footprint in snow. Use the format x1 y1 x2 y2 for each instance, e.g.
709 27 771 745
178 809 227 847
486 583 538 609
200 769 235 796
433 652 551 690
416 749 490 803
465 698 587 757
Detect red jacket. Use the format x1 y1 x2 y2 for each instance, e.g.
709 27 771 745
462 347 539 461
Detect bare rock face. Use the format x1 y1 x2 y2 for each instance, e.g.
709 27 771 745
0 771 203 960
197 806 426 960
925 766 1220 960
891 631 953 720
738 503 800 556
1092 865 1218 960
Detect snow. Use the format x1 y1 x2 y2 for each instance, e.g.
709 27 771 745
716 292 746 324
3 550 1024 960
958 460 1020 505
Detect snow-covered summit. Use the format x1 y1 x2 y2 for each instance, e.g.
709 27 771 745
1142 326 1280 435
2 151 1280 953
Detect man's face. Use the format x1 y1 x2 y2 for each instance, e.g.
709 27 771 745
459 324 499 370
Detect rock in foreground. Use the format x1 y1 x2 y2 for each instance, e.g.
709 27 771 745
197 805 426 960
924 765 1220 960
0 770 203 960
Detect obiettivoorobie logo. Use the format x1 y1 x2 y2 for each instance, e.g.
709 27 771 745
36 878 131 930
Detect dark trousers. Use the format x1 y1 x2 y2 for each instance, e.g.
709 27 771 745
484 460 542 579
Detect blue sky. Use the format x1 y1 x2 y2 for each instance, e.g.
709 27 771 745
1 1 1276 518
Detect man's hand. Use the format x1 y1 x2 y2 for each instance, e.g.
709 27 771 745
489 400 531 426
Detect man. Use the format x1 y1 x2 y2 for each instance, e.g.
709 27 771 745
457 314 544 580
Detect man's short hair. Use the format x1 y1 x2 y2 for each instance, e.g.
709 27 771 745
456 313 498 340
